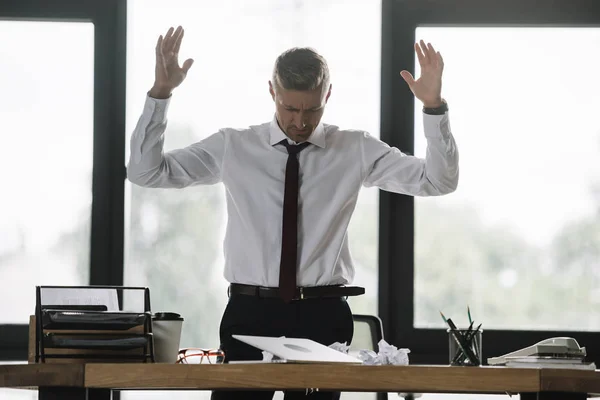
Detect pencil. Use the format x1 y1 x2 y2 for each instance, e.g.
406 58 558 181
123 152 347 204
439 310 448 324
447 318 479 365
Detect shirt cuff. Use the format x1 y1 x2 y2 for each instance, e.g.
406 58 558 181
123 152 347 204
423 112 451 139
145 93 171 122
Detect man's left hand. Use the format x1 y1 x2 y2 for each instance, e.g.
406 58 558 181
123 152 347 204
400 40 444 108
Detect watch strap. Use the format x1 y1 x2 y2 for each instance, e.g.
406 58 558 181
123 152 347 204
423 100 448 115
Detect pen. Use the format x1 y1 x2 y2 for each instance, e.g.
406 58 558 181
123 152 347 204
441 311 463 363
465 323 482 341
446 318 479 365
441 310 481 365
453 321 478 364
466 307 481 364
450 337 473 365
465 320 474 334
468 322 482 362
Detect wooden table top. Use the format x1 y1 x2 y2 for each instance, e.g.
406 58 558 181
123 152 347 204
1 363 600 394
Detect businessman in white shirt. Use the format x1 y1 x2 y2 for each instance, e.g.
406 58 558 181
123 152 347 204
128 26 458 399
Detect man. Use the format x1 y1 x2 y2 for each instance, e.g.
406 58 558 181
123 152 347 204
128 25 458 399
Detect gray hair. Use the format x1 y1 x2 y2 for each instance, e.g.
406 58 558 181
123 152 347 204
272 47 330 92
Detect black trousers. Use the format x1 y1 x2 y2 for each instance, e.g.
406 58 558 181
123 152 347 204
211 293 355 400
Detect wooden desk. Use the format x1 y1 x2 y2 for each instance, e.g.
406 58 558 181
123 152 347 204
1 363 599 400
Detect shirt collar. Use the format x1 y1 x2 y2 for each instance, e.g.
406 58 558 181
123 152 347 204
269 115 326 148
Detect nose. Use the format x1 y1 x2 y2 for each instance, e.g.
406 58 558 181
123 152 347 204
292 112 307 130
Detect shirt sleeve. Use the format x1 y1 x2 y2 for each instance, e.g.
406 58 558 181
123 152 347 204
126 94 226 188
361 112 459 196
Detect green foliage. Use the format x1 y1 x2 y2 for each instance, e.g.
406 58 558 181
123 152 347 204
415 198 600 331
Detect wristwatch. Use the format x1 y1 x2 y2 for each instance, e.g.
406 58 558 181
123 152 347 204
423 100 448 115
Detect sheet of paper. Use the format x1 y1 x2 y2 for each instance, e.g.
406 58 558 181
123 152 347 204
40 288 119 311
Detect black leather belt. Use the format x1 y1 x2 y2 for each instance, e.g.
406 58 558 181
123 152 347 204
228 283 365 301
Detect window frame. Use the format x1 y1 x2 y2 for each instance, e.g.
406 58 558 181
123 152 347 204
0 0 126 361
378 0 600 364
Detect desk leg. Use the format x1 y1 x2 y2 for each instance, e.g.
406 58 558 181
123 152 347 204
520 392 586 400
39 388 112 400
39 387 87 400
89 389 113 400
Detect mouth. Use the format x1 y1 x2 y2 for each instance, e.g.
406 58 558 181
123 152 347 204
290 128 311 136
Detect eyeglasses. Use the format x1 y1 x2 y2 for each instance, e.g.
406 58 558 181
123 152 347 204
176 348 225 364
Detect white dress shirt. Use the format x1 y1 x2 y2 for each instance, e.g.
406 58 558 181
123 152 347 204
127 95 459 288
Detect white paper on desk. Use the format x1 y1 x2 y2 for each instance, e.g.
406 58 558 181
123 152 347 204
40 288 119 311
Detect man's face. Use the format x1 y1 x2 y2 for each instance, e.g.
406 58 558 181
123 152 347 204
269 82 331 143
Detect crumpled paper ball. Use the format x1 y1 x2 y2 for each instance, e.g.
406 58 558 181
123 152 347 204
329 341 350 354
262 350 274 362
358 339 410 365
329 339 410 365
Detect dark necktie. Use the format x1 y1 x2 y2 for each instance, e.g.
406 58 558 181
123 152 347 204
278 139 311 303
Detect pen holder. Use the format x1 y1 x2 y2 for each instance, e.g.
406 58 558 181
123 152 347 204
447 328 482 366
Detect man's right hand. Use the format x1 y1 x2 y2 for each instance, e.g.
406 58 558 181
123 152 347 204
149 26 194 99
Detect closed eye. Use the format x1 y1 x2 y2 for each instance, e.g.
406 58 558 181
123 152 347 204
285 107 321 113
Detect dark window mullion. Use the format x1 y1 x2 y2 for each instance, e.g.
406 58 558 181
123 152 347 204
89 0 126 287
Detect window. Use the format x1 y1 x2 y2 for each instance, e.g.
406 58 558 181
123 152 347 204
125 1 380 398
0 20 93 324
414 27 600 331
381 0 600 375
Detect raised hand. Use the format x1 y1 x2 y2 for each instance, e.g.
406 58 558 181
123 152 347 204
400 40 444 108
150 26 194 99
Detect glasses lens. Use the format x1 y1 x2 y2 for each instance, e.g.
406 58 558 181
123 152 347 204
177 349 201 364
207 350 225 364
176 349 225 364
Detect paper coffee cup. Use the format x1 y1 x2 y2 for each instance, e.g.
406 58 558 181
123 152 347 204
152 312 184 363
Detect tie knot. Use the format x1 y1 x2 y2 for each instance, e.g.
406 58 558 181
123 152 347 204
280 140 310 155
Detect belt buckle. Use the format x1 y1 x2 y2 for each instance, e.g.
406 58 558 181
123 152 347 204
299 287 304 300
292 287 304 301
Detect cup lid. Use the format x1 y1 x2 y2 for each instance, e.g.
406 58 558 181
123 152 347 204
153 312 184 321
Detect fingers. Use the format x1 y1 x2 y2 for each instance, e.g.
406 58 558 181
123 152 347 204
416 40 436 62
155 35 166 79
162 27 175 52
416 40 444 70
163 26 183 55
420 40 431 63
427 42 442 69
415 42 426 66
155 35 164 59
426 41 436 57
400 70 415 88
182 58 194 73
173 27 184 54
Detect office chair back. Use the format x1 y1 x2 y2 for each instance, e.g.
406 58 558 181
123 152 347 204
351 314 384 351
349 314 387 400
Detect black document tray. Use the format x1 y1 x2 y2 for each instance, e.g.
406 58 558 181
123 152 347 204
44 334 149 350
41 310 147 330
35 285 155 363
43 305 108 312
